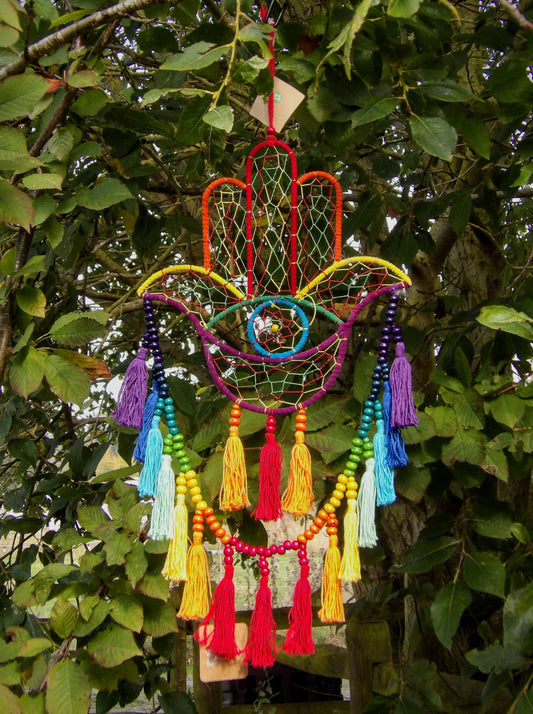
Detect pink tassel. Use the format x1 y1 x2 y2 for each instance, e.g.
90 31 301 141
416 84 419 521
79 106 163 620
194 561 240 660
282 563 315 656
244 574 278 668
253 422 283 521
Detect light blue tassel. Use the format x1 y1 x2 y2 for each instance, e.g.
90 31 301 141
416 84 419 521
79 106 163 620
357 457 378 548
148 454 175 540
138 416 162 498
374 419 396 506
383 380 408 468
133 382 159 463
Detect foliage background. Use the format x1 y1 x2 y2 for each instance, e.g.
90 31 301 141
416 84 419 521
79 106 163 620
0 0 532 712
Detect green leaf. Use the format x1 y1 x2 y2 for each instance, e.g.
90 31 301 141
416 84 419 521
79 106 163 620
409 115 457 161
12 254 46 278
471 504 513 539
125 541 148 588
394 698 426 714
158 692 198 714
399 536 459 574
71 88 109 116
203 105 234 132
489 394 526 428
16 286 46 317
402 411 436 444
103 532 132 566
0 1 22 30
351 97 398 128
441 429 486 466
0 127 40 172
233 56 269 83
463 549 505 597
460 117 491 160
73 600 109 637
22 173 63 190
50 598 77 638
305 423 354 464
50 316 108 346
19 693 45 714
425 406 458 437
431 578 472 650
44 353 90 405
388 0 420 17
137 572 169 601
395 464 431 503
0 74 49 121
467 642 527 674
420 81 475 103
142 600 178 637
9 346 46 397
161 41 229 71
0 177 34 230
477 305 533 341
503 583 533 648
77 177 133 211
449 190 472 238
453 388 485 430
17 638 52 658
77 506 110 532
110 595 143 633
0 683 21 714
45 659 91 714
87 624 142 668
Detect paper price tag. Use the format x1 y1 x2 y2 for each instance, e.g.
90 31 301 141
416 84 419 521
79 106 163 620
250 77 305 132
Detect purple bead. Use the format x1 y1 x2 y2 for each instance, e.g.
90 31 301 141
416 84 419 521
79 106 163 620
377 356 388 364
381 325 391 334
224 555 233 565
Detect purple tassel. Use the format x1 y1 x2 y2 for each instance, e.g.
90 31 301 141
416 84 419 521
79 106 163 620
389 342 418 429
133 381 159 463
374 419 396 506
111 347 149 428
383 381 408 468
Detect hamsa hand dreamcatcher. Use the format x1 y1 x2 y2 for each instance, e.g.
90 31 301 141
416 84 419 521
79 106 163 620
112 21 417 669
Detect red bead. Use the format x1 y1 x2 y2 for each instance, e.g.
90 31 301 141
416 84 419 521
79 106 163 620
230 536 238 545
224 556 233 564
292 540 299 550
257 546 266 556
270 545 278 554
235 542 243 552
258 558 267 568
260 567 270 576
224 546 233 555
243 544 250 555
299 557 309 566
249 546 257 556
266 416 276 426
265 425 276 433
283 540 292 549
278 546 285 555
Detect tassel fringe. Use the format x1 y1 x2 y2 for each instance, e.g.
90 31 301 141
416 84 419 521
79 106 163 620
111 347 149 428
195 562 240 660
138 417 162 498
389 341 418 428
245 574 278 668
282 432 314 518
283 564 315 655
374 420 396 506
178 533 211 621
357 458 378 548
133 382 159 463
220 425 250 511
383 381 408 468
161 492 188 581
253 429 283 521
149 454 175 540
318 536 344 623
339 499 361 582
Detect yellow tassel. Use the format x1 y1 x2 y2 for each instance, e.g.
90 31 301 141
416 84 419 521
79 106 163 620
318 535 345 623
178 532 212 621
220 425 250 511
281 431 314 518
339 498 361 583
162 493 188 582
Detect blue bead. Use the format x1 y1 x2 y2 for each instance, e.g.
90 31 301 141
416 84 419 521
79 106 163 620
164 397 173 404
358 428 368 438
169 427 179 434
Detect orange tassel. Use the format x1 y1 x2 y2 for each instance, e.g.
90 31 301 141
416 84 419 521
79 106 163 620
281 429 314 518
318 535 345 623
178 532 211 621
220 408 250 511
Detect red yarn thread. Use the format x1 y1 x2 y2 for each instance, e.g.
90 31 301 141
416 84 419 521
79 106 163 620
282 564 315 655
194 562 240 660
244 574 278 668
253 428 283 521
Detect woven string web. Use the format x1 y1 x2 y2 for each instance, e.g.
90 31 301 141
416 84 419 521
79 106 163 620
138 138 409 414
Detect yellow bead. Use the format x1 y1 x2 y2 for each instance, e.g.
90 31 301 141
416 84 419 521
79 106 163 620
330 497 341 508
332 489 344 500
177 476 187 485
186 478 197 488
346 489 357 499
197 501 207 511
176 485 187 494
189 486 201 495
185 470 196 479
191 493 202 503
337 474 348 484
324 503 335 513
335 482 346 492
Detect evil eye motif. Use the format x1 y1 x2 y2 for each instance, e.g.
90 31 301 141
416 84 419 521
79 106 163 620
246 297 309 359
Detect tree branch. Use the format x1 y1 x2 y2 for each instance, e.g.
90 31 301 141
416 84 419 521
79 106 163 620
496 0 533 31
0 0 171 81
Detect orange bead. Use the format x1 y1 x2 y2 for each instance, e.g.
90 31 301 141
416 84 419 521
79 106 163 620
231 407 240 416
204 506 214 517
297 534 307 545
314 517 324 528
326 526 337 536
193 524 204 532
296 413 307 423
229 417 240 426
221 534 231 544
328 517 338 527
193 515 203 524
310 524 320 534
295 423 306 431
209 521 220 531
304 529 314 540
205 515 216 525
215 528 226 539
318 509 328 521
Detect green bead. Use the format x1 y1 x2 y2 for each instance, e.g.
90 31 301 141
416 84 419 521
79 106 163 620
163 446 173 454
351 445 362 454
352 437 362 446
343 468 355 477
175 449 186 458
362 436 371 444
173 433 184 441
346 459 358 470
179 457 190 466
363 450 374 460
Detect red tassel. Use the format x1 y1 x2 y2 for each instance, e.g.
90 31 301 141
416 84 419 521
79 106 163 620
194 560 240 660
244 574 278 668
253 419 283 521
282 563 315 656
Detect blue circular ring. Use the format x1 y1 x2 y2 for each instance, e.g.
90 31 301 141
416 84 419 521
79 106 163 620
247 297 309 359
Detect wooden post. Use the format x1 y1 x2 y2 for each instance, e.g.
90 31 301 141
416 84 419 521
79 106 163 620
345 620 392 714
192 637 223 714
